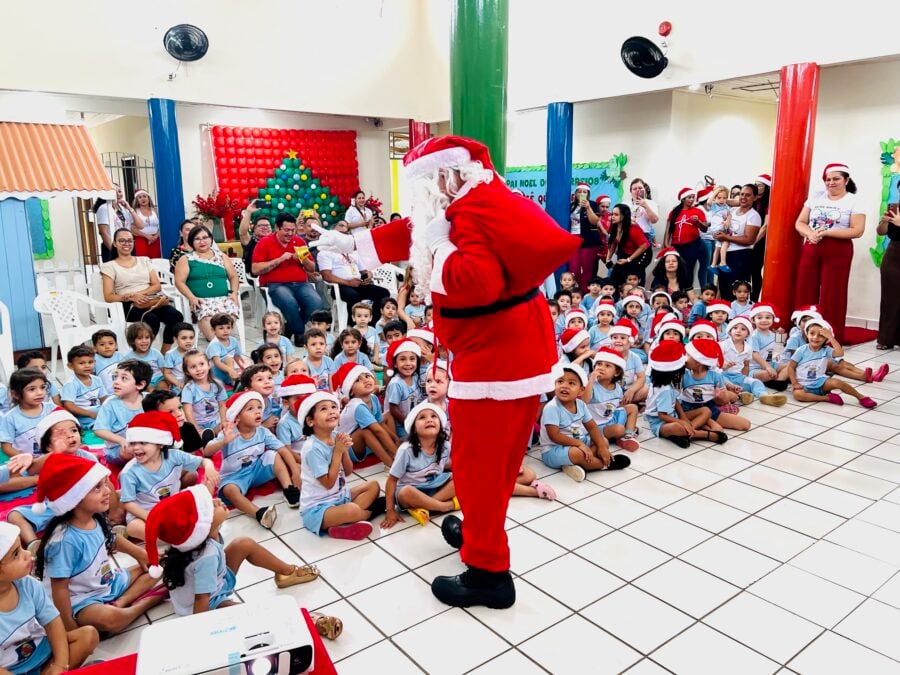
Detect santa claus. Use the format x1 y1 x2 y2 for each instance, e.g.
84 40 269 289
313 136 579 608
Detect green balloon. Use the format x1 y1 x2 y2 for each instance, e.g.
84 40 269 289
266 178 275 188
277 188 287 197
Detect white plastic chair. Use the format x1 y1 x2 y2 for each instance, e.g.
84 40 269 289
0 302 14 382
230 258 256 319
33 290 127 374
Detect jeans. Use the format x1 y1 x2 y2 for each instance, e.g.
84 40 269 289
698 239 715 287
717 249 753 301
266 281 324 338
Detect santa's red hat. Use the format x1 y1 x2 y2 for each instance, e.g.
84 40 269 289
35 407 79 443
560 328 590 353
805 318 833 335
593 300 617 316
656 247 680 260
706 300 731 315
727 316 753 334
697 185 714 203
791 305 821 323
565 308 589 325
609 318 639 343
651 311 680 338
277 374 317 398
224 391 264 423
403 401 448 435
822 163 850 180
144 485 214 578
686 340 724 368
33 453 110 516
331 363 370 398
649 341 686 372
385 338 422 376
658 318 686 338
622 294 646 311
594 347 626 371
552 360 588 387
597 195 611 205
749 303 780 322
678 187 697 201
126 411 182 448
296 391 340 428
689 320 718 340
404 136 494 181
575 182 590 192
407 328 435 345
756 174 772 187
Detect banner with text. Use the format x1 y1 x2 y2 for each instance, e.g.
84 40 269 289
504 156 628 208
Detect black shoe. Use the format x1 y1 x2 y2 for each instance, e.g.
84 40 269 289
441 515 463 549
605 454 632 470
367 496 387 519
666 435 691 448
200 428 215 445
767 379 789 392
283 485 300 508
431 566 516 609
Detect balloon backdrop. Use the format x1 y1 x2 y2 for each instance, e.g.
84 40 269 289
210 126 360 228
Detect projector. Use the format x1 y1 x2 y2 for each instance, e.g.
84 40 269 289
136 596 314 675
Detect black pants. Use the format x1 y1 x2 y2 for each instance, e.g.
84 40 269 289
338 283 391 323
717 249 753 301
750 237 766 301
122 302 185 344
675 238 706 290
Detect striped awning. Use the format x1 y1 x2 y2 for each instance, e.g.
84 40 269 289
0 122 115 200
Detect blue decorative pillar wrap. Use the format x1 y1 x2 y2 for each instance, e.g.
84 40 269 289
147 98 186 255
546 102 574 282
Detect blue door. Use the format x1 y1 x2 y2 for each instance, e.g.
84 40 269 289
0 199 42 350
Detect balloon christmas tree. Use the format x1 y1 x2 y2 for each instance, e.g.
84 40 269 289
255 151 346 225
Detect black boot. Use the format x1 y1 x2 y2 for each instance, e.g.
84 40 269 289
441 515 463 549
431 566 516 609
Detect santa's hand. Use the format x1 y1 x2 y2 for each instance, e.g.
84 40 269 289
307 225 355 254
424 214 452 253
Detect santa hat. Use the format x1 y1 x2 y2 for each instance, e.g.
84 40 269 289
331 363 370 399
650 289 672 305
689 320 718 339
594 347 626 371
651 311 680 338
385 338 422 376
33 453 110 516
552 361 588 387
560 328 590 353
224 391 264 423
144 485 215 578
575 182 590 192
678 187 697 201
404 136 495 181
791 305 821 323
609 318 639 343
706 300 731 315
656 247 680 260
749 303 780 322
403 401 448 435
35 407 79 443
727 316 753 334
622 294 646 310
686 340 724 368
658 318 686 338
433 358 449 372
805 318 833 335
296 391 340 428
565 308 589 325
649 341 686 372
134 188 150 198
822 163 850 180
594 300 617 316
597 195 611 205
756 174 772 187
277 374 317 398
0 522 20 558
126 411 182 448
697 185 714 203
407 328 435 345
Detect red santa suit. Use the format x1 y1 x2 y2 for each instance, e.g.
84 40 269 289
353 136 579 572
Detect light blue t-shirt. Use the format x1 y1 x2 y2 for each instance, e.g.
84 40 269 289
61 375 104 429
781 329 806 365
94 396 143 462
749 330 778 370
162 348 188 387
539 397 592 452
0 385 11 415
264 335 294 362
405 304 426 324
180 381 227 431
217 427 282 477
0 576 59 673
680 369 725 405
275 411 307 453
588 325 612 350
730 301 753 319
644 385 678 423
714 322 728 341
389 441 451 488
93 352 123 397
299 436 351 512
206 337 241 384
170 538 232 616
119 449 203 515
688 301 707 327
587 382 624 426
0 403 56 456
123 348 164 382
622 350 645 388
333 351 373 370
790 344 835 389
386 375 421 437
336 397 383 436
306 357 336 391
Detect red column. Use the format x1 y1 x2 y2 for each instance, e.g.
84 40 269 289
408 120 431 149
761 63 820 320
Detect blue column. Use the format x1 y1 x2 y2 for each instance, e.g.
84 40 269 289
147 98 185 254
546 102 574 282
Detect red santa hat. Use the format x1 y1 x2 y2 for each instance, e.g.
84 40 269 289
126 411 182 448
552 360 589 387
805 318 833 335
697 185 714 203
656 247 681 261
706 300 731 315
791 305 821 323
560 328 590 353
658 318 686 338
678 187 697 201
597 195 611 205
822 163 850 180
594 347 626 371
33 453 110 516
35 407 79 443
407 328 435 345
622 294 646 311
686 340 724 368
403 401 448 435
575 182 590 193
727 316 753 334
385 338 422 376
565 308 589 325
650 289 672 305
649 341 686 372
749 303 780 322
277 374 317 398
756 174 772 187
331 363 370 399
404 136 495 181
296 391 340 429
144 485 215 578
651 311 680 338
0 522 20 558
224 391 264 423
689 320 718 339
609 318 639 342
594 300 617 316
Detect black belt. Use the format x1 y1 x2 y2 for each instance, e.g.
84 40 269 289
439 287 540 319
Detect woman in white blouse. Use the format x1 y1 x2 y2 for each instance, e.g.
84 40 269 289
344 191 374 230
131 189 161 258
95 184 135 262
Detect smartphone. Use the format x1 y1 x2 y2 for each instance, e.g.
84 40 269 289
254 199 266 209
638 188 646 199
888 203 898 216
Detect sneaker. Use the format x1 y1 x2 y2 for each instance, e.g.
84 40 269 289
826 392 844 406
760 394 787 406
707 265 719 275
738 392 754 406
274 564 319 588
718 264 733 273
617 435 640 452
604 454 632 470
327 521 373 540
283 485 300 509
859 396 878 409
255 506 277 529
865 367 874 383
562 465 586 482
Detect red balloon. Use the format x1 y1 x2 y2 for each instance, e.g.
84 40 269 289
224 136 234 146
261 129 271 138
225 147 236 156
224 127 234 136
242 128 253 138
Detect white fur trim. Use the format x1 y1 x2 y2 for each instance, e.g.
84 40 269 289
403 401 448 434
622 296 645 310
756 175 772 187
31 502 47 515
35 409 79 442
338 365 369 398
297 392 339 427
353 229 381 271
448 371 556 401
749 304 779 321
649 354 686 372
678 188 697 201
594 350 627 371
405 147 473 180
686 342 718 368
727 317 753 334
149 565 163 579
126 427 173 446
822 163 850 178
562 329 590 353
0 522 20 558
277 382 317 397
805 318 833 335
174 486 215 552
225 392 264 422
552 362 589 387
429 240 456 297
659 321 686 337
689 323 717 338
650 290 672 303
48 462 111 516
706 301 731 315
791 308 821 323
407 329 435 344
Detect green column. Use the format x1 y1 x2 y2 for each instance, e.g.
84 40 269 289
450 0 509 175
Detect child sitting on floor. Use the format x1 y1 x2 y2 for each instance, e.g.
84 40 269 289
180 350 228 444
682 340 748 434
303 329 336 392
706 300 731 341
333 363 398 467
331 328 374 371
123 322 166 391
275 374 318 460
384 339 424 440
15 352 62 406
609 319 648 404
239 363 280 432
61 346 106 431
583 347 641 452
748 304 789 390
206 314 247 386
91 329 123 398
261 310 294 361
0 368 56 460
162 322 197 394
93 359 152 465
719 317 787 407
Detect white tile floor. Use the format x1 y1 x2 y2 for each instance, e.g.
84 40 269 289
85 337 900 673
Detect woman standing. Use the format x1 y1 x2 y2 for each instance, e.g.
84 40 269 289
606 204 650 287
173 225 241 341
749 174 772 301
716 185 761 301
794 163 865 343
100 229 185 352
876 207 900 350
663 187 708 288
95 184 134 263
628 178 660 249
131 189 161 258
567 182 606 291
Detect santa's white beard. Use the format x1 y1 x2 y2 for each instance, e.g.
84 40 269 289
408 173 450 294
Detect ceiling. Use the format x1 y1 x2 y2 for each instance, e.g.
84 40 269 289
681 73 781 104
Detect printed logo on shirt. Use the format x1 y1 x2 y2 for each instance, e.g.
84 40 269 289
806 366 818 379
810 206 841 232
15 639 36 662
204 400 216 415
99 561 114 586
689 387 704 403
603 402 616 418
157 487 172 499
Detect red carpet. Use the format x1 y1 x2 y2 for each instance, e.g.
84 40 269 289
843 326 878 346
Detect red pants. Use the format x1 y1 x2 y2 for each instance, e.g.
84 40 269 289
568 247 604 292
795 238 852 342
449 396 540 572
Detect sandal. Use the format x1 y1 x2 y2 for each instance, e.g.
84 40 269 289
275 564 319 588
876 344 892 350
408 508 430 526
327 521 372 540
530 480 557 501
309 612 343 641
873 364 890 382
706 430 728 444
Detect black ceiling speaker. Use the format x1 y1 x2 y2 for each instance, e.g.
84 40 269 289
621 36 668 79
163 24 209 62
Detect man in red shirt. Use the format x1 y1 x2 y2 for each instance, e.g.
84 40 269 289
252 213 324 343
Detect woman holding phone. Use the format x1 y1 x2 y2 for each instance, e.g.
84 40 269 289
607 203 650 287
629 178 660 250
877 203 900 350
567 182 605 290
